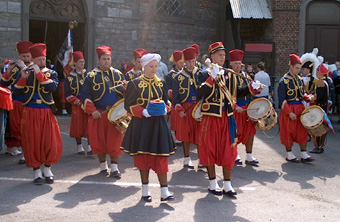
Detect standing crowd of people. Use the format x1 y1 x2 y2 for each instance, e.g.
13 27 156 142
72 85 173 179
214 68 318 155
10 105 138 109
0 39 337 202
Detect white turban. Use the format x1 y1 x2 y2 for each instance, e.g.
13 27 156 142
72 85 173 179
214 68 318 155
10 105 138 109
141 53 161 67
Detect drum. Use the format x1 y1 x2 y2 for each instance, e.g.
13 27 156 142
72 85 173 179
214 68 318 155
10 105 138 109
300 105 329 136
192 100 202 122
247 98 277 131
107 99 131 134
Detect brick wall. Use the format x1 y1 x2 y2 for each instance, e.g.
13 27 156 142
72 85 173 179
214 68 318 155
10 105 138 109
272 0 301 76
0 0 22 60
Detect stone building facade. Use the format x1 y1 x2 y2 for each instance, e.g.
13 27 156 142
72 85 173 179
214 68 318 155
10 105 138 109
0 0 227 70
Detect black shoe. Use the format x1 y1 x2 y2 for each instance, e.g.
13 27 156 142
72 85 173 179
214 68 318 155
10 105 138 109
45 177 54 184
301 157 314 163
183 164 195 169
161 195 175 201
245 159 259 165
100 169 109 176
18 159 26 165
286 158 300 163
33 177 43 185
234 159 242 165
77 151 85 155
223 189 237 197
208 188 222 196
87 151 93 155
142 196 152 202
309 148 324 154
111 171 121 178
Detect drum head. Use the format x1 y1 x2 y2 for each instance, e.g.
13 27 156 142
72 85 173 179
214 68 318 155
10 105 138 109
108 100 127 121
247 98 271 120
301 106 323 128
194 104 202 118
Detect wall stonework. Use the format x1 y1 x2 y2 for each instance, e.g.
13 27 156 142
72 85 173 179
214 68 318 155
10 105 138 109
0 0 22 60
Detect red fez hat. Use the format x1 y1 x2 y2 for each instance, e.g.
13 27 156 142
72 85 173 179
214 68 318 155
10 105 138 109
208 42 225 55
4 58 9 65
121 61 127 66
73 51 84 62
289 54 301 66
319 64 329 75
169 50 184 63
183 47 196 61
29 43 46 59
96 45 112 59
229 49 244 62
134 48 147 59
191 43 200 54
17 41 33 54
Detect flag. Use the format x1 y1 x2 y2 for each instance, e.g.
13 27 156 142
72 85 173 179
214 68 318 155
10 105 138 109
56 29 73 77
323 110 335 134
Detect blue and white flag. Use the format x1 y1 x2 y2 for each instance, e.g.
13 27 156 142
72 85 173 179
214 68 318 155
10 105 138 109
57 29 73 76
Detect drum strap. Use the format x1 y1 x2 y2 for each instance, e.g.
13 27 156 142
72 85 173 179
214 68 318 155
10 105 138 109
261 118 280 139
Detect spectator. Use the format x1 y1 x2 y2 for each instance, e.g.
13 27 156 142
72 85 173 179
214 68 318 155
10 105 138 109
254 62 271 99
156 60 168 81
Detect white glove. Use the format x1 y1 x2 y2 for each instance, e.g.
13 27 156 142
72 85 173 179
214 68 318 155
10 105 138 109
251 80 261 90
164 107 167 115
211 64 220 79
142 109 151 118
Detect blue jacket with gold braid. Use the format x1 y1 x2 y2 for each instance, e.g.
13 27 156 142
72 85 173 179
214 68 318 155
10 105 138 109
13 67 58 107
81 67 125 114
278 72 309 109
196 67 257 117
1 64 33 102
125 68 142 81
235 71 253 107
173 66 201 109
64 68 87 104
165 66 180 91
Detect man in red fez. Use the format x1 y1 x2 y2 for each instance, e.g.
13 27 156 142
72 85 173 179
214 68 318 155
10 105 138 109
173 47 202 169
1 41 33 160
165 50 184 136
229 49 259 166
64 51 91 155
191 43 202 69
278 54 314 163
81 45 127 178
196 42 261 197
125 48 147 81
13 43 63 185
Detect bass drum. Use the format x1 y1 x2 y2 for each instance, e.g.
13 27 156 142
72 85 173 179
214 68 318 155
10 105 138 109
300 105 329 136
107 99 131 134
192 100 202 122
247 98 277 131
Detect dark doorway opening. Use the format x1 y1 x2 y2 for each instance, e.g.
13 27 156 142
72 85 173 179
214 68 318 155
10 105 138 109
29 20 85 115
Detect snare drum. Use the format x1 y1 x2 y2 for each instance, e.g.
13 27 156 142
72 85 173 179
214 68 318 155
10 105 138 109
247 98 277 131
107 99 131 134
300 105 329 136
192 100 202 122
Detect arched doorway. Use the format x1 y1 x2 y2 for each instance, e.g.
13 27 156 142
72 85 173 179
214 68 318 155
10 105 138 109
26 0 88 114
305 1 340 63
29 0 86 64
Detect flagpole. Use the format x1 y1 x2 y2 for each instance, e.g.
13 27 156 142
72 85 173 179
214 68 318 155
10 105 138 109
44 21 48 44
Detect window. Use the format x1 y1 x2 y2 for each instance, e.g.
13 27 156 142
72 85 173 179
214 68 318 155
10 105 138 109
307 1 340 25
155 0 194 24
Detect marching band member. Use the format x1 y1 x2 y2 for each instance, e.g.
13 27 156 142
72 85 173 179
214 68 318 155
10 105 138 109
196 42 261 197
278 54 314 163
121 53 175 202
125 48 147 81
310 64 333 153
165 50 184 137
230 49 258 165
81 45 127 178
1 41 33 159
173 47 201 169
64 51 91 155
13 43 63 185
0 86 13 152
191 43 202 69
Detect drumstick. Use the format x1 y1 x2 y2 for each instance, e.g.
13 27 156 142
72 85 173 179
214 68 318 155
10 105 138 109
297 110 310 118
242 108 260 111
